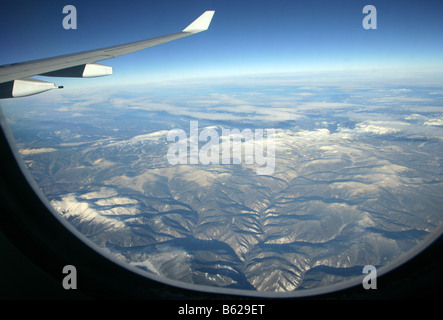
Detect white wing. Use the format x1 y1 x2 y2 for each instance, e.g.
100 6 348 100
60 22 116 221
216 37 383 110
0 11 215 98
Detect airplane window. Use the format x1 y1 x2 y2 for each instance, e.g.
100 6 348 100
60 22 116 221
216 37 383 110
1 1 443 299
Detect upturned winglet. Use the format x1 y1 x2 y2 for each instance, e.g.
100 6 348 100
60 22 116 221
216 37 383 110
182 10 215 33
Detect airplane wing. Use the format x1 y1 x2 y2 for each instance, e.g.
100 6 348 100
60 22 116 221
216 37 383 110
0 10 215 98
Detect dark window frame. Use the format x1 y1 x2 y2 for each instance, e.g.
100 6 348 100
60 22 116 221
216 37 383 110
0 109 442 300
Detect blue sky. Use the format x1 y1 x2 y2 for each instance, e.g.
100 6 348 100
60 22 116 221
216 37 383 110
1 0 443 87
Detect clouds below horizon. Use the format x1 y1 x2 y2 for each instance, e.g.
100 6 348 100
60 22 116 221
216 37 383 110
2 73 443 145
